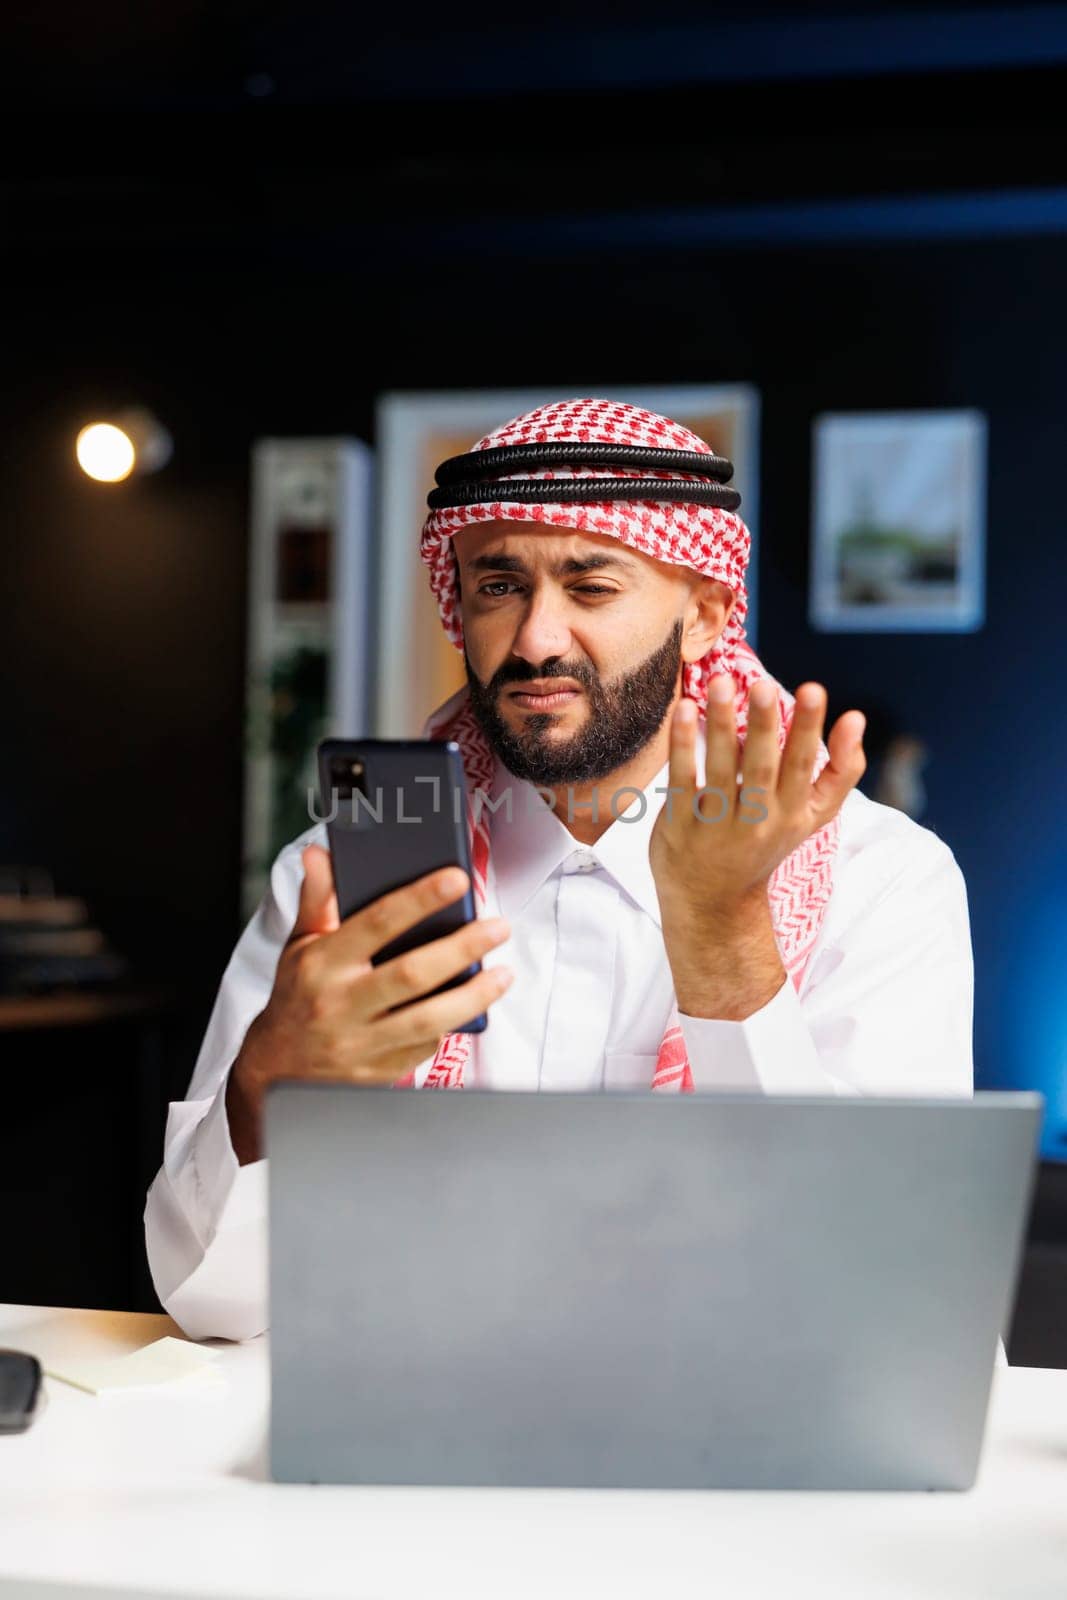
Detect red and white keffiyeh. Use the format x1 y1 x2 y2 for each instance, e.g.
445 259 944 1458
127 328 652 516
405 397 840 1091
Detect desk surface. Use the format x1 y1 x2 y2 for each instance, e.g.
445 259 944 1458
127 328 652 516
0 1303 1064 1600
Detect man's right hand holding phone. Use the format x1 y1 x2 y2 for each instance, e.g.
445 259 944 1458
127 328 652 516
225 845 513 1164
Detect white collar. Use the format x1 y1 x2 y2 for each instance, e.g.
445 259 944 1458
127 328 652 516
487 726 707 930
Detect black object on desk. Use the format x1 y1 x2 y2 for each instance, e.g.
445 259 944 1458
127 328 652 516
0 1351 41 1433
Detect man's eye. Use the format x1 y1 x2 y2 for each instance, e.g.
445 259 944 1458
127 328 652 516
476 582 616 598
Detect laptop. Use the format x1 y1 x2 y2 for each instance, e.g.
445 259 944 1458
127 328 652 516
265 1085 1040 1490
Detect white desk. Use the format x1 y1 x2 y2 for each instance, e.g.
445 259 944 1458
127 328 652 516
0 1303 1064 1600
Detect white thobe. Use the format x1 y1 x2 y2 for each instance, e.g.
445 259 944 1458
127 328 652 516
145 725 974 1341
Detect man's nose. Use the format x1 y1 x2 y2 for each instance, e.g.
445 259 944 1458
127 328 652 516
508 588 573 666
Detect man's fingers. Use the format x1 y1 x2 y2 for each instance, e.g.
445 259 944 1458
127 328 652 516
740 677 780 795
369 915 511 1016
777 683 829 811
325 865 472 968
371 962 514 1053
666 694 700 802
291 845 341 940
702 675 738 805
810 711 867 818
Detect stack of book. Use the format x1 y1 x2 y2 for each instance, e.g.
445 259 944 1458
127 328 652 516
0 869 129 996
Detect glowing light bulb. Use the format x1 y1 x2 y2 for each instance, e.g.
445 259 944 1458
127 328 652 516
76 422 136 483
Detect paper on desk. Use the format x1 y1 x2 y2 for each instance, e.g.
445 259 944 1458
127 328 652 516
43 1335 225 1397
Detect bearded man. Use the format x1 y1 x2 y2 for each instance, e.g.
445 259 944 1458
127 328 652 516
146 398 973 1341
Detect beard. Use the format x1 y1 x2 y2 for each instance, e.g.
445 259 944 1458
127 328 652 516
463 617 685 786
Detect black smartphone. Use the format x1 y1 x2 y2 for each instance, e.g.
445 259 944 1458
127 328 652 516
316 738 487 1033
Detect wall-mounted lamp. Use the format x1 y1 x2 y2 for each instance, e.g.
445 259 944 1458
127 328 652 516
75 407 173 484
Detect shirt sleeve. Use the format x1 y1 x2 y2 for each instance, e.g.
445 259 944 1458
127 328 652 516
143 823 323 1341
676 824 974 1099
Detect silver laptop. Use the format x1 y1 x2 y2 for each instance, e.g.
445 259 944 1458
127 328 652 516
266 1086 1040 1490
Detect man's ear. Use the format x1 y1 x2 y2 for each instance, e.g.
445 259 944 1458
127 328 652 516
681 577 734 664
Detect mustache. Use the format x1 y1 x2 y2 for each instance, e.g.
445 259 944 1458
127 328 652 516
492 662 595 692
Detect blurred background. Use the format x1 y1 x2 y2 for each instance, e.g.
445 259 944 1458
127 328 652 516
1 0 1065 1359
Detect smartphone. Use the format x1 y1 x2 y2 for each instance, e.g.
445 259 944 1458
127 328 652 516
316 738 487 1033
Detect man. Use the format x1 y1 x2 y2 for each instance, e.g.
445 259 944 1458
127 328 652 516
145 397 974 1341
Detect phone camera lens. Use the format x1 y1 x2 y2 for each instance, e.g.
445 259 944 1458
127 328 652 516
329 755 366 806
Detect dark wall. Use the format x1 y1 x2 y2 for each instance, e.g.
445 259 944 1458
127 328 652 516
4 228 1066 1152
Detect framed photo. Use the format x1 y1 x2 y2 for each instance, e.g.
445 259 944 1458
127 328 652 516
374 384 760 736
242 438 372 918
810 410 986 633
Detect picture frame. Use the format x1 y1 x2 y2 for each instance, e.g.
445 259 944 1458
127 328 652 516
809 409 986 633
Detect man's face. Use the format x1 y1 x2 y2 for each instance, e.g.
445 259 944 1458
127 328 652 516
453 520 732 785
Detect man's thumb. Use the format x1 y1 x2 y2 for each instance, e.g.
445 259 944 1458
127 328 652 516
291 844 341 939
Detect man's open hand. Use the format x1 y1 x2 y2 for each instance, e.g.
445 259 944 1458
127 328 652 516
649 678 866 1018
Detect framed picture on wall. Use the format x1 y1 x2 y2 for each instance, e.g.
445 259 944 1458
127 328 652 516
242 438 373 918
373 384 760 737
809 409 986 633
